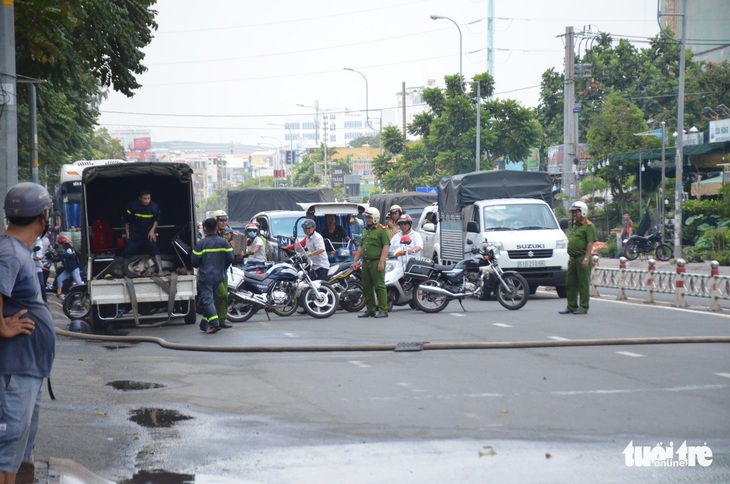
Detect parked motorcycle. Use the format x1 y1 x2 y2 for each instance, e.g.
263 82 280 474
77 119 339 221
226 246 339 322
409 242 529 312
325 261 365 312
623 230 672 261
384 235 419 311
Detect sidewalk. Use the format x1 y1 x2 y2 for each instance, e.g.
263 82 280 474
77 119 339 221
593 255 730 276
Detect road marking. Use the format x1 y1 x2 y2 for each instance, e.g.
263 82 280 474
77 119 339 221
548 336 571 341
493 323 512 328
283 332 297 338
448 313 465 317
589 297 730 319
715 373 730 379
615 351 645 358
348 360 371 368
552 384 728 396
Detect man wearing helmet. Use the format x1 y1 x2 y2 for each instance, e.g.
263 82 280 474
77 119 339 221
390 214 423 264
387 205 403 238
352 207 390 318
560 201 596 315
301 219 330 280
123 189 163 274
0 183 56 483
243 222 266 267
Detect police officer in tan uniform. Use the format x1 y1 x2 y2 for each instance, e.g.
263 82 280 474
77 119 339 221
352 207 390 318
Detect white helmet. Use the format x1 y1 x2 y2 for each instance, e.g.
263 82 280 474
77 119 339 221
363 207 380 221
570 201 588 218
212 209 228 220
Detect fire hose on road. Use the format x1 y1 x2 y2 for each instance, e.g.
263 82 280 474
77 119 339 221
54 327 730 353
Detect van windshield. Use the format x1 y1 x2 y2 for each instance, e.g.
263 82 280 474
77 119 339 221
270 216 302 238
483 204 559 231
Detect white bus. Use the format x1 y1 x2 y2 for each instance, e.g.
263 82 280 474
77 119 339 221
56 159 126 231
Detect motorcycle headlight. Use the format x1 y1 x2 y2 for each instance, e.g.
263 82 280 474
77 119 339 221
385 261 396 273
556 239 568 249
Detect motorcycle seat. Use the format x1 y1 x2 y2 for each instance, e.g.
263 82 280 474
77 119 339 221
327 262 350 277
242 270 268 281
434 263 454 271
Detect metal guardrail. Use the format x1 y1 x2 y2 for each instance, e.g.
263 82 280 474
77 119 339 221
590 257 730 312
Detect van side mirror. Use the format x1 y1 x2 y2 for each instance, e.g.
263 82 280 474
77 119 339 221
422 223 436 233
559 218 569 230
466 221 478 233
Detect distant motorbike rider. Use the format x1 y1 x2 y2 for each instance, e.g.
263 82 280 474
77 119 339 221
54 235 82 299
123 189 164 274
387 204 403 238
243 222 266 266
212 210 234 247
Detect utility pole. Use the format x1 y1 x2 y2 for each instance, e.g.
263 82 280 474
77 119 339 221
487 0 494 81
402 81 407 139
562 26 576 199
673 3 687 260
1 1 19 232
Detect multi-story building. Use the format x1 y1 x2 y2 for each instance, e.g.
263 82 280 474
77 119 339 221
662 0 729 63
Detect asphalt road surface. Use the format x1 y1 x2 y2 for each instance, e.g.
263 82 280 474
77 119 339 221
32 289 730 483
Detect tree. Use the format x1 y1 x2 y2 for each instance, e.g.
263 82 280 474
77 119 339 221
14 0 158 184
376 72 541 192
348 134 380 148
586 91 657 208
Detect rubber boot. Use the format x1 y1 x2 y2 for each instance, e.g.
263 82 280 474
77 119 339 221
153 255 166 276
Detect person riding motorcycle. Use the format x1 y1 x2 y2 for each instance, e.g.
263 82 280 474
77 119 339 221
390 214 423 264
243 222 266 266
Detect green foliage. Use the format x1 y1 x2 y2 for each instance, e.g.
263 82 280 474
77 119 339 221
682 199 723 244
348 133 380 148
14 0 158 185
377 72 541 192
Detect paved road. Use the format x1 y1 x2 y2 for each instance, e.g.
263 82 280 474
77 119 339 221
33 290 730 483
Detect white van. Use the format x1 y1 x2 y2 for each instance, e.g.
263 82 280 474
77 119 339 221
418 198 569 297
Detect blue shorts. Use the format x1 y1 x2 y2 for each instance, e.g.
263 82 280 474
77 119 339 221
0 375 43 473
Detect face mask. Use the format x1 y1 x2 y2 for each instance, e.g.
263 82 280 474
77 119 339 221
247 231 257 238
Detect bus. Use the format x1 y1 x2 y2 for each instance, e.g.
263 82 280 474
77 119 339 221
56 159 126 231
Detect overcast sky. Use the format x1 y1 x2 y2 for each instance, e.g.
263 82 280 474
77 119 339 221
97 0 661 146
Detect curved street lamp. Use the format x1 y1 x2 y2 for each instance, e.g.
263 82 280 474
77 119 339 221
430 14 462 87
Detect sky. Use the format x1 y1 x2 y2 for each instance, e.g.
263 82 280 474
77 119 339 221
97 0 662 147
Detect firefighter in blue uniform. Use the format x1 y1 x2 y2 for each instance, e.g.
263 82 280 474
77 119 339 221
123 189 164 274
192 218 234 333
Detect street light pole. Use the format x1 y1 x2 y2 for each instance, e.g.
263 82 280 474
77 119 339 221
344 67 373 131
297 103 328 188
430 14 463 89
661 121 666 236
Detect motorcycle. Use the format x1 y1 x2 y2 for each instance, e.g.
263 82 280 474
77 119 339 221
226 245 339 322
409 242 529 312
384 235 419 311
325 261 365 312
623 229 672 261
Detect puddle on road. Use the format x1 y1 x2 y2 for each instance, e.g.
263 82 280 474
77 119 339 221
108 380 164 391
118 469 194 483
129 408 193 428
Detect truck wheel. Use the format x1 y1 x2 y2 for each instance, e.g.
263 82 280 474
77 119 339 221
184 300 197 324
556 286 567 298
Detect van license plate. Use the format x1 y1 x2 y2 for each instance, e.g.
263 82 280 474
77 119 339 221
518 260 546 268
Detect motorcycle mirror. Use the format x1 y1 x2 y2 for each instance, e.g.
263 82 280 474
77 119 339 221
33 246 41 252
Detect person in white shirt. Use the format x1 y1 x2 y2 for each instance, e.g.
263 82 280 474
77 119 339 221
301 219 330 279
389 214 423 264
243 222 266 266
33 236 47 303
